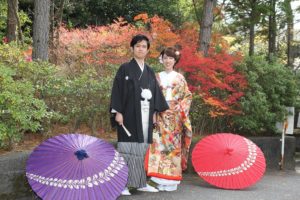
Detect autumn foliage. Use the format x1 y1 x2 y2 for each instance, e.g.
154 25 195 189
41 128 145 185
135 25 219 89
177 47 247 116
175 22 247 117
55 14 179 69
54 13 247 117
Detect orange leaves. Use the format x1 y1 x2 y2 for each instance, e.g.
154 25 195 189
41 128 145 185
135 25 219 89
147 15 179 57
56 18 140 68
211 33 230 51
134 13 149 23
23 47 32 62
177 22 199 51
55 14 180 68
204 96 242 117
133 13 180 57
205 97 228 111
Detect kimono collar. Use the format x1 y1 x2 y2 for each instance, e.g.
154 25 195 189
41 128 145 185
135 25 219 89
159 71 177 87
133 58 144 72
129 59 147 81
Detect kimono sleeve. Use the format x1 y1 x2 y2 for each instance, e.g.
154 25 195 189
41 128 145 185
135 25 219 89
179 76 193 171
179 76 192 119
110 65 126 113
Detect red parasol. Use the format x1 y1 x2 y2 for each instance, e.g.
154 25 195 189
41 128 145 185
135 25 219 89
192 133 266 189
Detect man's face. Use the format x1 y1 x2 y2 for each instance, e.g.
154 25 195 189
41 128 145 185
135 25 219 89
132 40 149 60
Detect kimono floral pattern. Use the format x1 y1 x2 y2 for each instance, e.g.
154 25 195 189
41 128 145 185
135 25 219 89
146 72 192 180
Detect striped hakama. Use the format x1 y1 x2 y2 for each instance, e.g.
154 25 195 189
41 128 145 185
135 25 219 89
117 100 150 188
117 142 149 188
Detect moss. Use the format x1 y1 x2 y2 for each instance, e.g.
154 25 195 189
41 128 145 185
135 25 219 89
0 173 40 200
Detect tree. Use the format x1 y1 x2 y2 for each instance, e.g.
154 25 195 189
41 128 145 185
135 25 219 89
32 0 50 61
192 0 204 26
49 0 65 63
248 0 260 56
59 0 185 27
268 0 277 59
224 0 265 56
6 0 17 42
199 0 216 56
6 0 23 43
281 0 294 67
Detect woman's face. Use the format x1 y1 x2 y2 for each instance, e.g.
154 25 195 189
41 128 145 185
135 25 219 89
162 54 176 72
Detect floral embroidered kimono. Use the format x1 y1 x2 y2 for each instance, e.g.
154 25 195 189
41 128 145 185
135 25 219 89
146 71 192 181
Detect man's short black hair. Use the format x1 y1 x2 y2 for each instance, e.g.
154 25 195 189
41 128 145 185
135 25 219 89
130 34 150 49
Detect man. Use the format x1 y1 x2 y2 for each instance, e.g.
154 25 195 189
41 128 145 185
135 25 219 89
110 34 168 195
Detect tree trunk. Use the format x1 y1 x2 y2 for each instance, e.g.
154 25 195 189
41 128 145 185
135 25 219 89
249 0 257 56
286 0 294 67
249 19 255 56
49 0 55 49
12 0 23 44
6 0 18 42
32 0 51 61
49 0 65 63
287 21 294 67
268 0 276 60
56 0 65 26
199 0 216 57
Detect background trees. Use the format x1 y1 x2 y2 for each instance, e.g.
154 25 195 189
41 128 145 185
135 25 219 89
0 0 299 148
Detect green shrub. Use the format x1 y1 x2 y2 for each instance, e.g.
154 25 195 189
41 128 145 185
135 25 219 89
0 42 120 149
42 66 115 134
231 55 298 135
0 44 59 147
0 65 50 148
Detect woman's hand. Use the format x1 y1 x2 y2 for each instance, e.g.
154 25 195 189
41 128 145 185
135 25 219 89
115 112 123 125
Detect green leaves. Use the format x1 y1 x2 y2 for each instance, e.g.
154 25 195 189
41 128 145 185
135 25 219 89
232 55 298 135
0 65 48 147
0 44 53 148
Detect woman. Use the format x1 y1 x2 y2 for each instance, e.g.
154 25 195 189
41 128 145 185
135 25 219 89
146 47 193 191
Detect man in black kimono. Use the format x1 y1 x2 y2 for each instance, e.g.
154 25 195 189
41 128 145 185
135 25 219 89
110 34 168 195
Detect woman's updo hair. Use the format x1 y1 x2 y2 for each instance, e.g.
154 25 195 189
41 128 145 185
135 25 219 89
160 47 181 66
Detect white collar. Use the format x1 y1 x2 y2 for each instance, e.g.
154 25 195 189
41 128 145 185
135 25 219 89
159 71 177 87
161 70 176 76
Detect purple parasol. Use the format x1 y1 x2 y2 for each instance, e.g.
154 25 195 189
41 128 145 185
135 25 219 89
26 133 128 200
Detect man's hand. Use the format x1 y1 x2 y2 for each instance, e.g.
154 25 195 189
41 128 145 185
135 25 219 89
153 112 158 128
115 112 123 125
153 112 157 124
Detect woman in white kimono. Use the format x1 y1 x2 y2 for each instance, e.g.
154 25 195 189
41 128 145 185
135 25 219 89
145 47 193 191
